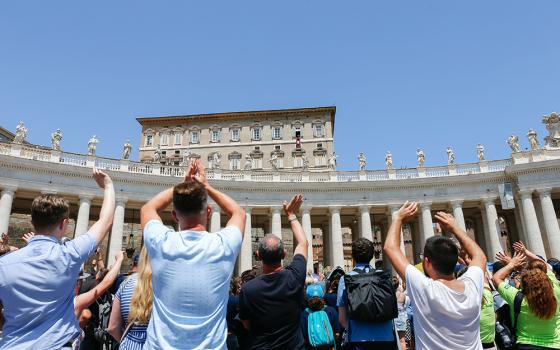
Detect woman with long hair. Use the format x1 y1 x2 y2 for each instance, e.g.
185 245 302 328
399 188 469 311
108 246 153 350
493 242 560 350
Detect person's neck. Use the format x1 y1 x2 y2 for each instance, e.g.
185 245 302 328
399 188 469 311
179 223 206 232
262 263 283 275
34 231 62 240
430 272 456 282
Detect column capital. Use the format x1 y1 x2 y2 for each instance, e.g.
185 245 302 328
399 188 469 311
449 200 463 208
536 188 553 197
517 188 534 199
388 204 401 213
359 205 370 213
79 194 94 203
41 189 58 195
270 206 282 214
419 202 432 210
211 203 221 213
115 197 128 206
1 186 17 196
301 205 312 215
482 197 497 206
329 206 341 214
244 207 252 214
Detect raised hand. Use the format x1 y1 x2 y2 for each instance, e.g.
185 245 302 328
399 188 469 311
495 251 512 265
192 159 208 187
92 167 113 189
115 250 125 262
396 201 418 223
283 194 303 218
184 159 197 183
434 211 459 232
510 251 526 270
22 232 35 244
513 241 527 254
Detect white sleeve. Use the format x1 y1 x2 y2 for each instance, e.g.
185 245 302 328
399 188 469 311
461 266 484 299
405 264 429 289
216 225 243 255
143 219 170 249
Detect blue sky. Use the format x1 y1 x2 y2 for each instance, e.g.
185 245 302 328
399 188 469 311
1 1 559 170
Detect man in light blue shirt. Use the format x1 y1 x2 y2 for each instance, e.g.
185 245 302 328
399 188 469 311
0 168 115 350
141 159 246 350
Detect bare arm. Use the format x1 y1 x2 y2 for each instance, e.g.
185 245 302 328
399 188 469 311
88 168 116 245
192 160 245 233
435 211 487 271
383 201 418 280
108 298 123 342
283 194 307 260
338 307 348 329
140 188 173 230
74 251 124 317
512 241 551 271
492 251 525 287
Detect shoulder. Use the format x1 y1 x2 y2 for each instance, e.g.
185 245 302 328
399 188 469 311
405 264 428 286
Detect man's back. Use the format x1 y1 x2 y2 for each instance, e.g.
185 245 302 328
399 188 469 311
239 254 307 350
406 265 484 350
0 234 95 350
143 220 242 350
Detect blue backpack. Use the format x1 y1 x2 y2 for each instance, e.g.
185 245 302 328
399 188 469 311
306 307 335 348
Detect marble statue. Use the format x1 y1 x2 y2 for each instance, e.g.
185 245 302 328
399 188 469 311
182 149 192 165
122 140 132 160
87 135 99 156
269 153 279 170
153 145 162 162
446 147 455 165
244 154 253 171
51 129 62 151
416 148 425 167
507 134 521 153
527 129 539 151
328 152 338 170
385 151 393 169
358 153 366 171
476 144 485 161
302 154 309 171
13 121 27 144
212 152 221 169
542 112 560 149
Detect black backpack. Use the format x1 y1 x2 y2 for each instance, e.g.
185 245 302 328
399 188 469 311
494 291 523 350
343 267 398 323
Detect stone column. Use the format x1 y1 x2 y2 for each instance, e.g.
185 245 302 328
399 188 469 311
359 205 373 241
75 195 93 237
483 198 504 260
108 198 127 266
519 190 547 258
271 206 282 239
322 221 332 267
301 206 314 272
450 200 467 231
0 187 16 236
330 207 344 268
210 204 221 233
419 203 434 242
537 189 560 258
238 207 253 273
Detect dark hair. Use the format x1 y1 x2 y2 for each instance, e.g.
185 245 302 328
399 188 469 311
230 277 241 296
240 269 257 285
308 296 325 311
352 238 374 264
258 234 284 265
172 182 207 216
423 236 458 276
31 194 69 231
492 261 507 273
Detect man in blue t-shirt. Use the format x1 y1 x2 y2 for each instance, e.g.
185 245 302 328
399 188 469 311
337 238 397 350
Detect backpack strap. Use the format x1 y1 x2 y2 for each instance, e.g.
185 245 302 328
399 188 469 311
513 291 524 332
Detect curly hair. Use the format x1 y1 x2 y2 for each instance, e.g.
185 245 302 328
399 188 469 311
308 296 325 311
521 260 557 320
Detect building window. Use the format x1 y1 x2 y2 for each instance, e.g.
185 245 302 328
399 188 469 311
174 133 182 145
293 126 302 139
230 158 240 170
211 130 220 143
190 131 200 144
160 133 169 146
293 156 303 168
316 143 323 149
231 128 240 142
275 145 281 150
315 154 327 166
253 158 263 169
272 126 282 140
313 124 324 138
252 127 262 141
145 135 153 146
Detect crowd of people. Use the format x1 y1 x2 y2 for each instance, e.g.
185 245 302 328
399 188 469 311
0 159 559 350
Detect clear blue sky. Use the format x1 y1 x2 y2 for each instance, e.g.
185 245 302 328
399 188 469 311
1 1 559 170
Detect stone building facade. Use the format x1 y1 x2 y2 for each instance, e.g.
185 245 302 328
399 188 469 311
1 110 560 276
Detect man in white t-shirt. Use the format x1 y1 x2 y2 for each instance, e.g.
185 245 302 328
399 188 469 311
140 159 246 350
383 202 487 350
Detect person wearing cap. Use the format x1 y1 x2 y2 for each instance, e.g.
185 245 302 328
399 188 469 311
300 283 341 350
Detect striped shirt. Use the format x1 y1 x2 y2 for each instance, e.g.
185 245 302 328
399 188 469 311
115 274 148 350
